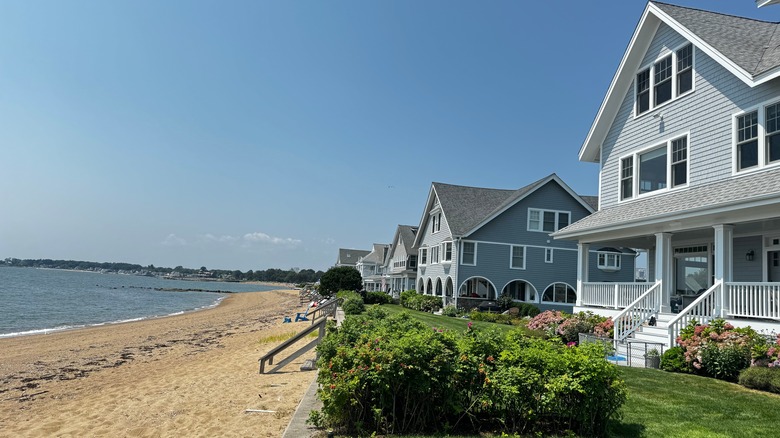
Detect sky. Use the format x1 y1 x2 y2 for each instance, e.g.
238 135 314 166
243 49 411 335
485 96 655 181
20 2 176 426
1 1 778 272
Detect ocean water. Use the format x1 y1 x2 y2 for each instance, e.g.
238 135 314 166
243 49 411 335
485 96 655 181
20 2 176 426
0 266 279 337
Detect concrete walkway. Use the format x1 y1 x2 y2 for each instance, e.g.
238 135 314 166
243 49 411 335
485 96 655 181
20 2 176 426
282 307 344 438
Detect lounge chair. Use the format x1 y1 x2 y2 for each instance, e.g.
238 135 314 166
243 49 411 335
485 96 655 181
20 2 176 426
295 302 316 322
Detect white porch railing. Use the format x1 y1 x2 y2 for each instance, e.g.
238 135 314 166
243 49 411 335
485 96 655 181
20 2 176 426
581 282 656 309
612 281 662 342
667 281 721 347
727 282 780 320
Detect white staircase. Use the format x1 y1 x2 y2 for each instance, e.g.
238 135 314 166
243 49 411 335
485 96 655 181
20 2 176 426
629 312 674 348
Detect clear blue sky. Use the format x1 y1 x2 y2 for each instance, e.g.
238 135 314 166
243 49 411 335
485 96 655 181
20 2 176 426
1 1 776 272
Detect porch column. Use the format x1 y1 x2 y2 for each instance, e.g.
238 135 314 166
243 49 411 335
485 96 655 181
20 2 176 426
655 233 673 313
576 242 590 307
713 224 734 317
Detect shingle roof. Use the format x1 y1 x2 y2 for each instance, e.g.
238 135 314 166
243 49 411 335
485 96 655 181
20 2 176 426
337 248 370 266
398 225 418 253
431 174 589 237
580 196 599 211
555 167 780 238
653 1 780 76
361 244 389 264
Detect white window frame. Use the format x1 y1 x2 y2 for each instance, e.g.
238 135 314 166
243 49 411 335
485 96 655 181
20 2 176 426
461 241 477 266
527 208 571 233
732 97 780 174
618 132 690 201
419 248 428 266
430 245 440 264
541 282 577 304
545 248 554 264
597 252 622 272
441 241 452 263
510 245 526 270
634 42 695 118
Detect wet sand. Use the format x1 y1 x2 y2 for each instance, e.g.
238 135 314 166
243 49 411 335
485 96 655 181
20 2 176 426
0 289 319 437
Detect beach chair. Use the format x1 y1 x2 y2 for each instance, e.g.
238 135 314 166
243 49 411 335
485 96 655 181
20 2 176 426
295 302 315 322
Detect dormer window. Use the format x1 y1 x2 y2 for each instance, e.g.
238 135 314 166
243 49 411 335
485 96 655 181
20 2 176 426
635 43 694 116
430 212 441 234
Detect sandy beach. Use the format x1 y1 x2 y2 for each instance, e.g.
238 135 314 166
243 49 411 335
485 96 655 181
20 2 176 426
0 289 319 437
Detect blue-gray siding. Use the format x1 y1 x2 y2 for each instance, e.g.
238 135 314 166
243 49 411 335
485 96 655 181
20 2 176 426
600 22 780 208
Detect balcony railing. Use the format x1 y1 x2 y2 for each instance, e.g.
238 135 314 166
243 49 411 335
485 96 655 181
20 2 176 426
727 282 780 320
581 282 656 309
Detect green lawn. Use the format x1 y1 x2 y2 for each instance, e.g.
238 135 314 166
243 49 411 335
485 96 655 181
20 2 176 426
610 366 780 438
365 305 780 438
378 304 536 336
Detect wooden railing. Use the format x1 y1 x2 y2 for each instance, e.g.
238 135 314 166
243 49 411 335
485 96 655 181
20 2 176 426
667 281 721 347
258 318 327 374
582 282 655 309
727 282 780 320
613 281 661 342
307 297 338 324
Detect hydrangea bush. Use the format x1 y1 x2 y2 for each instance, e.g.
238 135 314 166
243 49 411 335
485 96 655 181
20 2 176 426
676 319 761 381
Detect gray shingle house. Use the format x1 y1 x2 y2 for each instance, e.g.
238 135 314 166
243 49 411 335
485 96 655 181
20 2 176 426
554 1 780 346
335 248 371 268
382 225 419 296
413 174 635 312
355 244 390 292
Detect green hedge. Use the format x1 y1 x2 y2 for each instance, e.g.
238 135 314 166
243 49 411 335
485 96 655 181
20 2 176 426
364 291 392 305
313 311 627 436
399 290 442 312
739 366 780 394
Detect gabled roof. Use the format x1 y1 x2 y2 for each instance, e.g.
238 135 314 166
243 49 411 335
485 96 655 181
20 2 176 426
385 224 418 267
336 248 370 266
359 243 390 265
553 167 780 240
412 174 596 247
580 1 780 163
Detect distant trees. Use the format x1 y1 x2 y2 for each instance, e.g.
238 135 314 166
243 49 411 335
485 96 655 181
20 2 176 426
319 266 363 295
0 258 325 284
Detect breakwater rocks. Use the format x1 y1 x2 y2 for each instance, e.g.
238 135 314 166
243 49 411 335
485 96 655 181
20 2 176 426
97 285 235 294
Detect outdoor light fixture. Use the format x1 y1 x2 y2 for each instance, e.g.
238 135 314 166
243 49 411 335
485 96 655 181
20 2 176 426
746 250 755 261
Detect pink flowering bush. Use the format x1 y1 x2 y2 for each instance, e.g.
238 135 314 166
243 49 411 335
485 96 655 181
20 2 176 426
528 311 607 344
527 310 567 337
676 319 760 381
751 332 780 368
593 318 614 338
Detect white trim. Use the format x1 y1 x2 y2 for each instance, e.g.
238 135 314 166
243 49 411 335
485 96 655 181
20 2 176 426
545 247 554 264
441 241 453 264
633 41 695 119
732 97 780 175
455 238 580 253
617 131 690 202
510 245 526 270
541 281 578 305
457 276 497 299
460 240 477 266
527 207 572 233
500 279 539 303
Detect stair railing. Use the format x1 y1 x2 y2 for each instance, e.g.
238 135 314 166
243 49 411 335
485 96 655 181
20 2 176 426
613 281 662 342
667 281 721 347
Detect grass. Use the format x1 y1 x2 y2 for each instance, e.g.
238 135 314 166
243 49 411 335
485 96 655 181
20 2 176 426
609 366 780 438
377 304 538 336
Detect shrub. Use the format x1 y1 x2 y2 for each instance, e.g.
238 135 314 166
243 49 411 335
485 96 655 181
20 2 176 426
556 313 599 344
514 302 541 317
660 346 691 373
341 297 365 315
319 266 362 295
469 310 513 325
751 332 780 367
496 293 515 310
739 366 780 394
364 291 392 305
527 310 568 336
335 290 361 306
441 305 458 317
677 319 760 381
593 318 615 338
399 290 442 312
365 305 388 319
313 311 627 437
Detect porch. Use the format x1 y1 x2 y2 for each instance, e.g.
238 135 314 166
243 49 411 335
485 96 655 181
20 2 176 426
579 280 780 347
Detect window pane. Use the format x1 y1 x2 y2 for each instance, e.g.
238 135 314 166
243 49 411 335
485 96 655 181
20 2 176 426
543 211 556 232
671 137 687 187
621 157 634 200
639 147 667 194
677 44 693 95
636 69 650 114
511 246 524 268
528 210 540 231
769 133 780 163
738 111 758 143
767 104 780 164
462 242 475 264
654 56 673 106
739 140 759 170
558 213 569 229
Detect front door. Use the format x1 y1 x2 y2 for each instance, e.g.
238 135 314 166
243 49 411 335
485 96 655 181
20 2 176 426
673 245 711 312
769 251 780 282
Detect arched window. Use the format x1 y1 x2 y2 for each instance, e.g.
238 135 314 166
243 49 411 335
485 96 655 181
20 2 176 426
426 279 433 296
502 280 536 302
445 277 453 297
435 278 443 296
458 277 496 300
418 278 425 294
542 283 577 304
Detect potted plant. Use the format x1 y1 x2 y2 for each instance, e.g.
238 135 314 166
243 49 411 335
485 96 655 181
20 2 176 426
644 348 661 369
